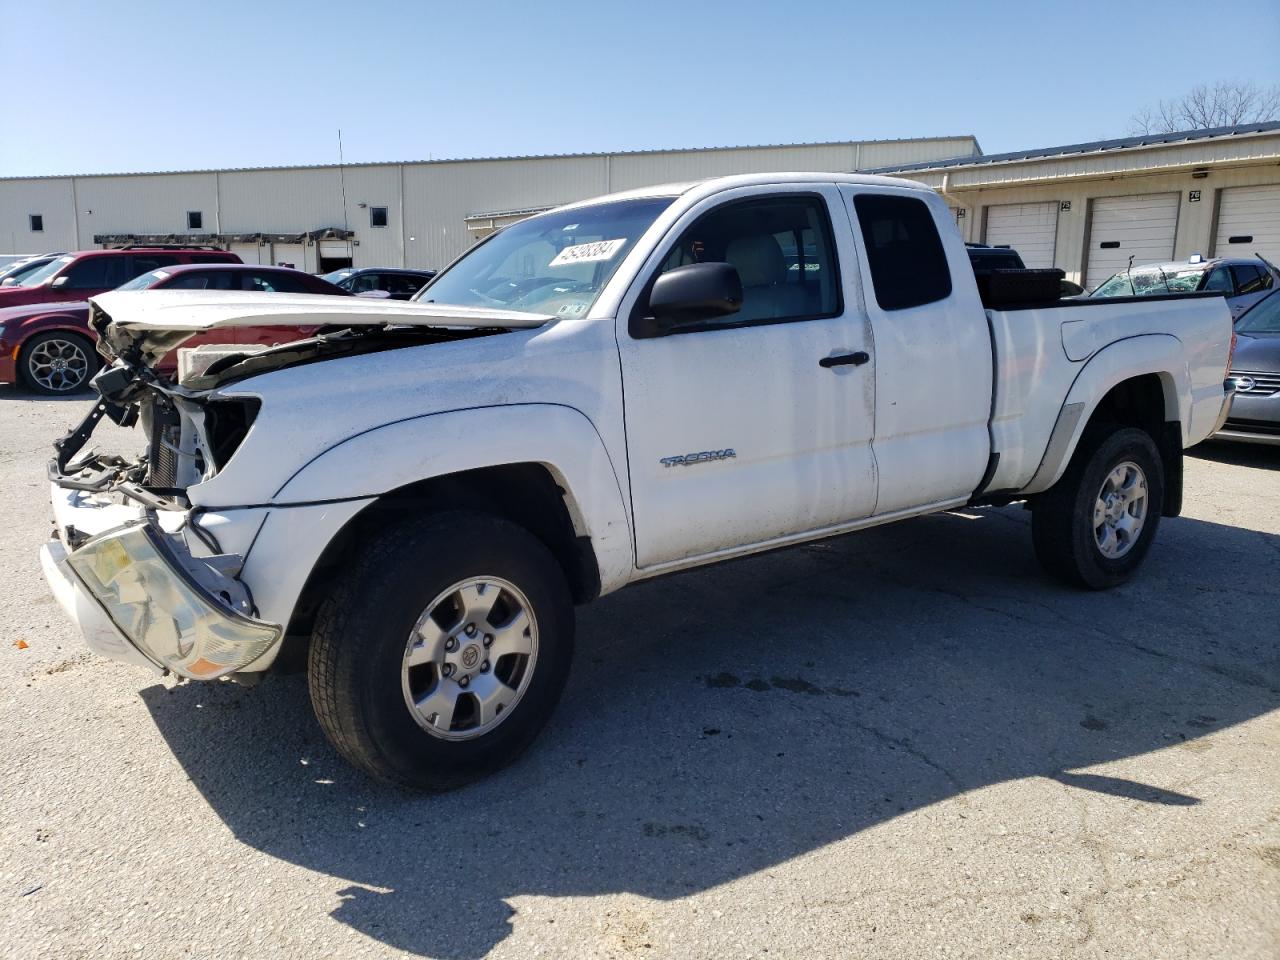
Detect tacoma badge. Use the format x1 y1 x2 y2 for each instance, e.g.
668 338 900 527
660 449 737 468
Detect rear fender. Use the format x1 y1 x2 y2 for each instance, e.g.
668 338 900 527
1022 335 1186 495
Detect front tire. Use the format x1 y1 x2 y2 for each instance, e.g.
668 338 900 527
308 510 575 789
18 331 99 395
1031 426 1165 590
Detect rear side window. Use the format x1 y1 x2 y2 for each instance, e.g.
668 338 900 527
1231 263 1271 294
244 271 310 293
164 271 239 291
63 256 131 290
129 255 180 277
853 193 952 311
384 274 428 295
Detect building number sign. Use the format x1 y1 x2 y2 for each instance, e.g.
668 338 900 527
1189 190 1201 202
1060 201 1071 212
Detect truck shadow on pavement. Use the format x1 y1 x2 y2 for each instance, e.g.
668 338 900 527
141 504 1280 959
1189 439 1280 470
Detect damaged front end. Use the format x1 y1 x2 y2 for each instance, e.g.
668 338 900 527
43 308 281 680
43 293 529 680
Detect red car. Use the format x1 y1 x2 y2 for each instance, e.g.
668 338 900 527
0 246 241 311
0 263 350 394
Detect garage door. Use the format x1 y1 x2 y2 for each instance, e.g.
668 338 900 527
1085 193 1180 291
229 242 262 265
1214 184 1280 263
984 202 1058 268
270 243 305 271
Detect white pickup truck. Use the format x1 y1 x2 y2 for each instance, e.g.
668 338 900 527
40 173 1236 789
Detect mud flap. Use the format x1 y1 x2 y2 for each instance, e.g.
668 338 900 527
1159 421 1183 518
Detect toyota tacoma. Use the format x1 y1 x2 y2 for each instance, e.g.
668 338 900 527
39 174 1236 788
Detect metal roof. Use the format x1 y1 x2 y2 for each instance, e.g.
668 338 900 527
0 134 981 182
869 122 1280 174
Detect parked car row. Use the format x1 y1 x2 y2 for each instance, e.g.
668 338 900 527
0 257 350 394
0 245 438 394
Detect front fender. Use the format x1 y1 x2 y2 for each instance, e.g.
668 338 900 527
273 403 634 593
1022 335 1187 495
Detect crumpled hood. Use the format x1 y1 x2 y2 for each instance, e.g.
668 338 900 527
89 290 551 360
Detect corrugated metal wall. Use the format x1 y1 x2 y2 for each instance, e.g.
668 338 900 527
0 137 978 267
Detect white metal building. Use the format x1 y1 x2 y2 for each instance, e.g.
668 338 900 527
0 136 980 271
879 122 1280 287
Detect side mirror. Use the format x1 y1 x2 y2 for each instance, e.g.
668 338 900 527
51 275 71 290
0 278 16 287
641 262 742 335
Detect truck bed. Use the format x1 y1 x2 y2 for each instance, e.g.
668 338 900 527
983 292 1233 495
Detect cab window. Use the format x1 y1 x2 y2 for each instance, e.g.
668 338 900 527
654 194 840 328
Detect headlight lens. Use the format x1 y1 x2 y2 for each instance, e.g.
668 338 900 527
66 523 281 679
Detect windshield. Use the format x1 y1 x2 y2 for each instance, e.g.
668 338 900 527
1091 266 1205 297
116 269 170 291
1237 290 1280 334
18 255 74 287
417 197 676 316
320 269 355 284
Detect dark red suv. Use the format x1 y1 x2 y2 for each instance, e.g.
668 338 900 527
0 246 241 311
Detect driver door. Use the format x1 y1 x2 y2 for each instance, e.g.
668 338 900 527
617 185 878 569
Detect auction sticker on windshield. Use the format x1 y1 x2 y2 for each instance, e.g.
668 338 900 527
550 238 627 267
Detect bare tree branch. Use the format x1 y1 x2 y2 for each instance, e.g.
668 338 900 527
1128 80 1280 135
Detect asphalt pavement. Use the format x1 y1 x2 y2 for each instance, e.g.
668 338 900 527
1 383 1277 959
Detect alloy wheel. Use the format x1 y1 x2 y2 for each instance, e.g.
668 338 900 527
28 338 91 392
401 576 539 741
1092 460 1148 559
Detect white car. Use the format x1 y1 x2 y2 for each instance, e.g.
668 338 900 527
40 173 1236 788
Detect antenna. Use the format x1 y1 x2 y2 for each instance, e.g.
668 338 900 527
338 128 350 249
1126 253 1136 294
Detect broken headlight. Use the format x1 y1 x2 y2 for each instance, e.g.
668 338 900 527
65 523 281 680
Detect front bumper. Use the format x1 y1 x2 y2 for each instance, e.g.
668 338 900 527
41 489 284 680
0 338 17 384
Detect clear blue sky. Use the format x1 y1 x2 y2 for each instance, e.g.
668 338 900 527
2 0 1278 177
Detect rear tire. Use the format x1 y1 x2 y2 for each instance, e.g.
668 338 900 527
1031 426 1164 590
18 331 99 395
308 510 575 790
